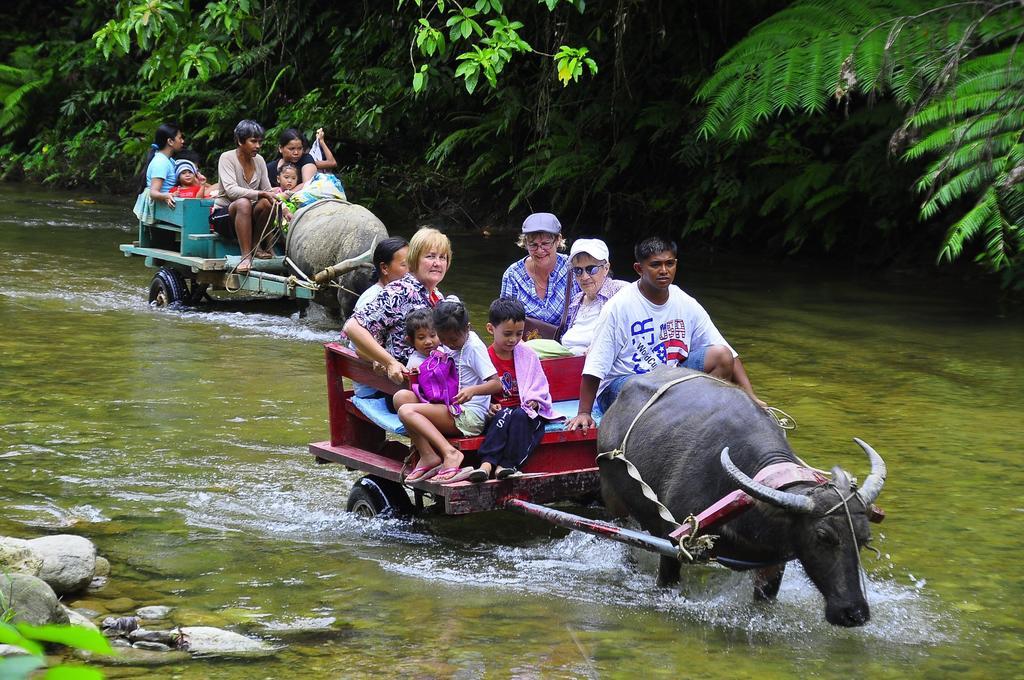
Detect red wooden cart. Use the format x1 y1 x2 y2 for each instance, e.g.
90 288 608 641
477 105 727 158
309 343 700 558
309 343 602 513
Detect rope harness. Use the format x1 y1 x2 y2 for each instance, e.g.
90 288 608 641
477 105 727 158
224 199 323 296
596 373 812 564
824 483 874 596
596 373 730 562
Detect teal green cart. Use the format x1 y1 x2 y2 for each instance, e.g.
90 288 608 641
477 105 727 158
119 198 319 306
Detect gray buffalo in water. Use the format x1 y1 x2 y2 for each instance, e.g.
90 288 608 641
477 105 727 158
597 366 887 627
286 200 387 318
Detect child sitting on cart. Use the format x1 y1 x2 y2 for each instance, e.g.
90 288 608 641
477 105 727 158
468 298 558 483
403 308 439 371
169 158 215 199
394 300 501 483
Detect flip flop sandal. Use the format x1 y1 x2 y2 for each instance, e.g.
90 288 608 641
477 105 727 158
436 467 474 484
495 468 518 480
404 463 441 483
467 469 489 484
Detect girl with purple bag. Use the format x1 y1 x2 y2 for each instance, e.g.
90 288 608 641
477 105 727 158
393 301 502 483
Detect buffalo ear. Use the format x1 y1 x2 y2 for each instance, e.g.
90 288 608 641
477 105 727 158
831 466 851 494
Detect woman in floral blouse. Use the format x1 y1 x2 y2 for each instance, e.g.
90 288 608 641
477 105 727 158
343 227 452 384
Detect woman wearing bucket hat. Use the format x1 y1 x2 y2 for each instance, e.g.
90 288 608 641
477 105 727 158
499 212 579 334
560 238 628 354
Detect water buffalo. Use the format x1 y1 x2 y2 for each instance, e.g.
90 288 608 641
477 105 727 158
286 200 387 318
597 366 887 627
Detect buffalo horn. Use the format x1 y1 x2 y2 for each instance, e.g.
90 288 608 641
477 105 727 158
720 448 814 514
853 438 887 506
312 237 379 284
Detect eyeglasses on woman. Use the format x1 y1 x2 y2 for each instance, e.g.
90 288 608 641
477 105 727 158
526 238 555 250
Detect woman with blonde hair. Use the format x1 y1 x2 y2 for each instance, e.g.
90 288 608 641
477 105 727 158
499 212 579 331
343 227 453 384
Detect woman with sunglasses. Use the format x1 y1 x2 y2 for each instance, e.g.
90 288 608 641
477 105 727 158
559 238 628 354
499 212 578 327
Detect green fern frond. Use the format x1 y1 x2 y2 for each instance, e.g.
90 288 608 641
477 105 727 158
910 88 1024 129
920 164 994 218
938 187 997 262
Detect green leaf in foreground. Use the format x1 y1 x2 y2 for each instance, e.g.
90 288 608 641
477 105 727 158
0 622 44 655
44 664 107 679
16 624 115 655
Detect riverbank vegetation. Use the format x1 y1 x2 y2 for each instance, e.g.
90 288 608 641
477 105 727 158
0 1 1020 288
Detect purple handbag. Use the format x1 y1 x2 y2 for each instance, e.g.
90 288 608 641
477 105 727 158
411 350 462 416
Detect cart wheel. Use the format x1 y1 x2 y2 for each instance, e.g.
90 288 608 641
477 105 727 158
346 476 414 518
148 267 187 307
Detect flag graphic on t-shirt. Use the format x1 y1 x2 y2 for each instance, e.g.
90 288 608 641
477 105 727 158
662 338 689 363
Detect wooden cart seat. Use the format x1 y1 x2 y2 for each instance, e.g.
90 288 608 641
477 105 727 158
349 395 601 437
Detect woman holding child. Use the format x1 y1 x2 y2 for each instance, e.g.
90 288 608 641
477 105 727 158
266 128 317 189
343 227 452 384
143 123 185 209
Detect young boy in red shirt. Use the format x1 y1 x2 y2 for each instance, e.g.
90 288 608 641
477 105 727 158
469 298 556 482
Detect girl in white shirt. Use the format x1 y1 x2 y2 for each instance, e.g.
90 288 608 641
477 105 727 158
393 301 501 483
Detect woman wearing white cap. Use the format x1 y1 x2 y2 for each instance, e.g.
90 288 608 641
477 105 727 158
560 238 628 354
499 212 579 330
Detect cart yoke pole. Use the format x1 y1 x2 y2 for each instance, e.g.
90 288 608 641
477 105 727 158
503 498 680 559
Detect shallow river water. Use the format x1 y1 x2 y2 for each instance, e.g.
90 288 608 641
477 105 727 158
0 185 1021 678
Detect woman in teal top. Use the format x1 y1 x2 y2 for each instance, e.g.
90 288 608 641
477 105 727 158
144 123 185 209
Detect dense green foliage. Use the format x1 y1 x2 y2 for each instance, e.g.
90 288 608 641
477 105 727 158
0 0 1018 285
698 0 1023 285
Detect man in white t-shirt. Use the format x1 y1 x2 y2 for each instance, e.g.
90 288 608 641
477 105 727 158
566 236 762 431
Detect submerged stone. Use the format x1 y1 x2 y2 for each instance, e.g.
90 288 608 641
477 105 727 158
136 605 173 620
81 647 191 667
104 597 137 613
128 629 176 645
132 641 171 652
176 626 276 657
63 605 99 631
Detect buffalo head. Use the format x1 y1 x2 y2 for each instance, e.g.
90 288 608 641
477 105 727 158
336 265 377 320
721 439 887 627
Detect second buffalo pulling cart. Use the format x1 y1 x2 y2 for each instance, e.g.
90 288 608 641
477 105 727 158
309 344 883 569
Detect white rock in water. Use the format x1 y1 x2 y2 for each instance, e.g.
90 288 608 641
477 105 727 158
136 605 173 620
177 626 275 656
0 643 32 657
0 537 43 576
27 534 97 595
63 605 98 631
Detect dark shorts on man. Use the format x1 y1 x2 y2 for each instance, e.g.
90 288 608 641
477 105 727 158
594 345 711 416
209 206 236 239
